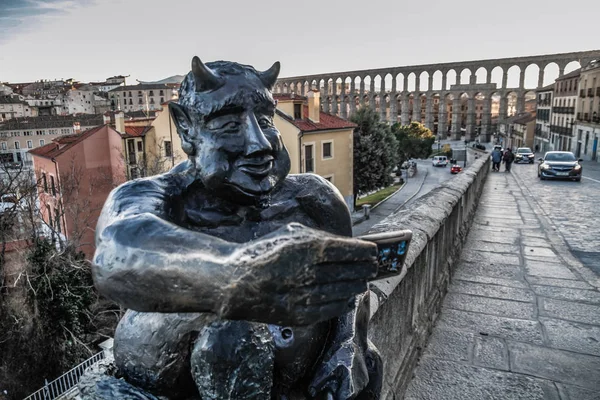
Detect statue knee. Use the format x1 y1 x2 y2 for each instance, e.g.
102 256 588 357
191 320 276 400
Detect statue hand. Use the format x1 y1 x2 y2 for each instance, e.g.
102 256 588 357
308 341 369 399
219 223 377 326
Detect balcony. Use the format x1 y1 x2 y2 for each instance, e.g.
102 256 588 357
550 125 573 136
552 106 575 114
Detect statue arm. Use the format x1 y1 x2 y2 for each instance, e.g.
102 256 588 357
93 176 377 326
93 177 236 313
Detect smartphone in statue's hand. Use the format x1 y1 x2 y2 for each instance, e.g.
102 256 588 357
358 230 412 281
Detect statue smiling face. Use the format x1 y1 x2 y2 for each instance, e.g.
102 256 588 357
169 57 291 205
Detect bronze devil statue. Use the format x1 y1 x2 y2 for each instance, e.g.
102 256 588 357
86 57 382 399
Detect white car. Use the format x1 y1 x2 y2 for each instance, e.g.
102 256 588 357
432 156 448 167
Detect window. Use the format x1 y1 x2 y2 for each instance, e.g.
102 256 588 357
46 205 53 229
164 141 172 157
129 99 133 105
138 91 143 97
137 141 143 152
50 175 56 196
160 97 164 103
55 208 61 233
138 98 143 105
149 91 154 96
40 139 45 146
27 140 32 148
1 142 5 150
294 103 302 119
159 90 164 96
42 173 48 192
16 152 21 162
304 144 314 173
14 141 19 149
322 141 333 159
129 91 132 97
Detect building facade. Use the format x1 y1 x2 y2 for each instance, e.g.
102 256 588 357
551 69 579 152
0 95 36 121
573 60 600 161
109 84 178 112
534 85 553 153
274 92 355 211
29 125 125 258
0 114 103 167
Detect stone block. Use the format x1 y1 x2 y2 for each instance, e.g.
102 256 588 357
525 260 578 280
436 308 544 345
450 280 534 302
532 285 600 305
461 250 520 266
444 293 535 320
405 358 559 400
452 273 529 289
455 261 523 281
523 246 557 258
423 328 473 363
540 298 600 325
507 341 600 390
473 336 509 371
526 276 593 290
464 239 520 254
540 317 600 357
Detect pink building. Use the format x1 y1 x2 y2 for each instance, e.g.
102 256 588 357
29 125 125 258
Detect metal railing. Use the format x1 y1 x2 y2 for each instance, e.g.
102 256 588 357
23 351 105 400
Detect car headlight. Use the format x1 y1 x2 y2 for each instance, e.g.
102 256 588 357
541 164 551 170
573 165 581 170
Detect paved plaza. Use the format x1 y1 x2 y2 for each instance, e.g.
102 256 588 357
405 169 600 400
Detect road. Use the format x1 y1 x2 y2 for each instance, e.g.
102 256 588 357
510 159 600 277
352 154 478 236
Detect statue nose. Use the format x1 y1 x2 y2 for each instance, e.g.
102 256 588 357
244 117 272 156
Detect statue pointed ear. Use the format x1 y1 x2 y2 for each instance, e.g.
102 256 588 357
169 102 195 155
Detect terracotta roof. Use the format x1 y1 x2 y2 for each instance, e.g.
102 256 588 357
276 105 356 132
29 125 107 159
109 83 173 92
123 125 152 138
0 114 103 131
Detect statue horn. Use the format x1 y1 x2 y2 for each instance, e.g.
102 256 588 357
259 61 281 90
191 56 221 92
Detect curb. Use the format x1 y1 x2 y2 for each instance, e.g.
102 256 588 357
392 170 429 213
352 180 407 226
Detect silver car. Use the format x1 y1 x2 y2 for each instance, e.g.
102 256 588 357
538 151 583 182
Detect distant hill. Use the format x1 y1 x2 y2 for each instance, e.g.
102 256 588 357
139 75 185 85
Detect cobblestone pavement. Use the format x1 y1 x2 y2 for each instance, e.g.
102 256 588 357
510 160 600 277
405 170 600 400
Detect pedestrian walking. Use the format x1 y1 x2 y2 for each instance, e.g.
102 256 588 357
491 147 502 171
503 148 515 172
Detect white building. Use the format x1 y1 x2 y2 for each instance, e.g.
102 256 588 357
534 84 553 153
109 84 178 112
0 95 36 121
550 69 579 152
573 60 600 161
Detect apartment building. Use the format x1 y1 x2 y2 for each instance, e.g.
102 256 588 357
274 91 356 211
573 60 600 161
0 114 104 167
534 84 553 153
109 84 178 112
551 69 579 151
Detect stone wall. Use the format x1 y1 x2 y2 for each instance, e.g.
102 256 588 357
366 155 491 399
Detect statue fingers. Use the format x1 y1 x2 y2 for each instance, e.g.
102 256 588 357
291 281 367 306
313 261 378 283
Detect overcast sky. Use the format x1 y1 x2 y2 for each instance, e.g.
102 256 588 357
0 0 599 85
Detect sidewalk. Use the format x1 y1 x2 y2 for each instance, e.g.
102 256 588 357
405 170 600 399
352 171 427 237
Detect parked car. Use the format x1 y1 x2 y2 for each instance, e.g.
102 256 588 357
450 165 462 174
538 151 583 181
515 147 535 164
472 143 486 150
432 156 448 167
